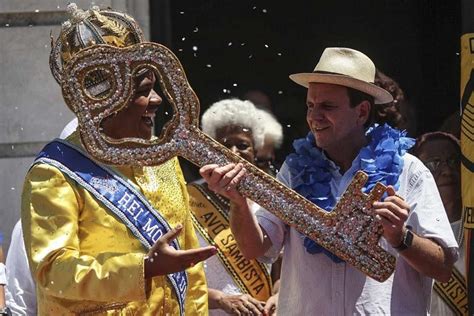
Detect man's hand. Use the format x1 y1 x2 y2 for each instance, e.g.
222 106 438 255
218 293 265 315
200 163 271 260
199 163 247 205
372 186 410 247
144 224 216 278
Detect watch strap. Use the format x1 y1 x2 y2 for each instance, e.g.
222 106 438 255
393 227 413 251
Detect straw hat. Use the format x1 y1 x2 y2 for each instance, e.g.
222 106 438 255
289 47 393 104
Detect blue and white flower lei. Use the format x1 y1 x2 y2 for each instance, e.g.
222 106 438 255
285 124 415 263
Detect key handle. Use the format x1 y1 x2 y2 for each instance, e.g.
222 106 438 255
61 42 202 165
61 43 396 282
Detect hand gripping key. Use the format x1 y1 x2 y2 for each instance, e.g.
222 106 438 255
61 43 396 281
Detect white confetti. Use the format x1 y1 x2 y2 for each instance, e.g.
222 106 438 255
206 64 212 68
233 83 238 87
192 46 198 51
193 27 199 33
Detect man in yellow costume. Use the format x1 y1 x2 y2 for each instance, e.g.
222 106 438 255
21 3 216 315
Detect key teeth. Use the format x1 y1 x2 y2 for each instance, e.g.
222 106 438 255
298 170 395 281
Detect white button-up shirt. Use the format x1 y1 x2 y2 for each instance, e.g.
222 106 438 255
257 153 458 315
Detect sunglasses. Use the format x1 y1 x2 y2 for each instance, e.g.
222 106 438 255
423 157 459 173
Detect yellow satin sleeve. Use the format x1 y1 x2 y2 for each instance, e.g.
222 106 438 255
173 158 209 315
21 134 208 315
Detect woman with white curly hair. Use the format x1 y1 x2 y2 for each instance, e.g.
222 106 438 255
188 98 279 315
201 98 265 163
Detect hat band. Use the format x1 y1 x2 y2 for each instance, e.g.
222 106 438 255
312 70 375 84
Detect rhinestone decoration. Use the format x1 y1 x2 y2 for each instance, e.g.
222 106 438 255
61 43 395 282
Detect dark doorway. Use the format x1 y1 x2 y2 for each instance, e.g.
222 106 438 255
150 0 461 167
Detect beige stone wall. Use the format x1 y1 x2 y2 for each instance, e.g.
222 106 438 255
0 0 149 254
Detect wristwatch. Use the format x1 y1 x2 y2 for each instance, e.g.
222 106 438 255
393 226 414 252
0 306 11 316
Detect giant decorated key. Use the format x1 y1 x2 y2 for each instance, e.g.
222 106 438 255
60 43 396 282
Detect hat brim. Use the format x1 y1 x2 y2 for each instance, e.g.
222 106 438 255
289 73 393 104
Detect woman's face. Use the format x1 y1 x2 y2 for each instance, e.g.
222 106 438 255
215 125 255 163
417 138 461 222
101 71 162 140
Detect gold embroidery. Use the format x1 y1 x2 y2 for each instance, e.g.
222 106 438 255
434 267 468 315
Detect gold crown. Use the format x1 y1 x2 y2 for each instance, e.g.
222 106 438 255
49 3 145 84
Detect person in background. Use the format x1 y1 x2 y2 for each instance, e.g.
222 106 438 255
190 98 279 315
439 111 461 139
5 221 35 316
200 47 458 315
0 232 11 316
412 131 467 315
374 69 417 136
243 90 273 113
254 109 283 176
5 119 78 315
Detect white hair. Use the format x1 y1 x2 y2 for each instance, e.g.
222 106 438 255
201 98 265 149
256 109 283 148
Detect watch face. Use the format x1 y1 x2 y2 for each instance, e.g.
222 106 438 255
404 229 414 247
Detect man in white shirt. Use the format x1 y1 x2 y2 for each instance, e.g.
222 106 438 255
200 47 458 315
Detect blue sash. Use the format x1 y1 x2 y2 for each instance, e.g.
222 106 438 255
34 140 187 315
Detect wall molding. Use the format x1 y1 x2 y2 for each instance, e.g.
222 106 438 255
0 11 66 27
0 141 47 158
